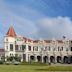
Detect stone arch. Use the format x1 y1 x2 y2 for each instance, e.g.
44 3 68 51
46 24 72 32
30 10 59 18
50 56 55 63
30 56 35 61
43 56 48 63
70 56 72 63
63 56 68 63
37 56 41 62
57 56 61 63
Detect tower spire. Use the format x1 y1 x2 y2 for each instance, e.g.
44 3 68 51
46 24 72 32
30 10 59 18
6 26 16 37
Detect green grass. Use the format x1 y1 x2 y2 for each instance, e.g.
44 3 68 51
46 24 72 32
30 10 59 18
37 66 72 71
0 63 72 72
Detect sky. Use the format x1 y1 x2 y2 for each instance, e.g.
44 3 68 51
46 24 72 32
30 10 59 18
0 0 72 47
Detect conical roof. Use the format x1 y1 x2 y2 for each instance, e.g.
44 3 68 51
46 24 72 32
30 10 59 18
6 26 16 37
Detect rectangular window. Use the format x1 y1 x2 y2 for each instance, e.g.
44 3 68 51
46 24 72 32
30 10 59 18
15 45 18 51
28 46 31 51
15 54 18 57
71 47 72 51
66 48 68 51
10 44 13 51
22 45 26 50
6 46 8 50
34 46 38 51
33 47 34 51
58 46 60 51
61 47 63 51
23 54 26 61
48 46 50 51
53 48 56 51
45 46 47 51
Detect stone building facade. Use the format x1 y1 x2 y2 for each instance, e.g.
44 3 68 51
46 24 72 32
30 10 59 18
4 26 72 63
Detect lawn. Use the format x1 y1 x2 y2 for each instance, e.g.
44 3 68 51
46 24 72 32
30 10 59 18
0 63 72 72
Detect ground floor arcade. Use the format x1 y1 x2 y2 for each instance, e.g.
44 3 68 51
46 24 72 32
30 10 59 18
5 53 72 64
24 54 72 64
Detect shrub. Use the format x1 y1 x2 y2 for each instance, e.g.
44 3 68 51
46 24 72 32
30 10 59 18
7 56 14 61
0 61 3 64
14 56 21 62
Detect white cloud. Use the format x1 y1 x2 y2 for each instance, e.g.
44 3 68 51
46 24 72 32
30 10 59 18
34 16 72 39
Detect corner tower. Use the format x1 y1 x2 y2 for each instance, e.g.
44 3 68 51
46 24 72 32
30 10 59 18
4 26 16 61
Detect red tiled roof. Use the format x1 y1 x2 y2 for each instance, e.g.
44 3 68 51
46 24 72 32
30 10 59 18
6 26 16 37
23 37 33 42
27 38 33 42
23 37 27 40
0 49 4 52
44 40 52 43
57 40 63 43
33 40 39 43
23 37 27 42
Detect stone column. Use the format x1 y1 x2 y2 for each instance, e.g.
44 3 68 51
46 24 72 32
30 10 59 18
41 55 44 63
21 58 23 62
5 55 7 62
28 54 30 62
48 56 50 63
21 54 23 62
61 56 64 64
26 54 28 62
68 56 70 63
35 55 37 62
55 56 57 64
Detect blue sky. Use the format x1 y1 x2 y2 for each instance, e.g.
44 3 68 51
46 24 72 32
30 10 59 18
0 0 72 47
